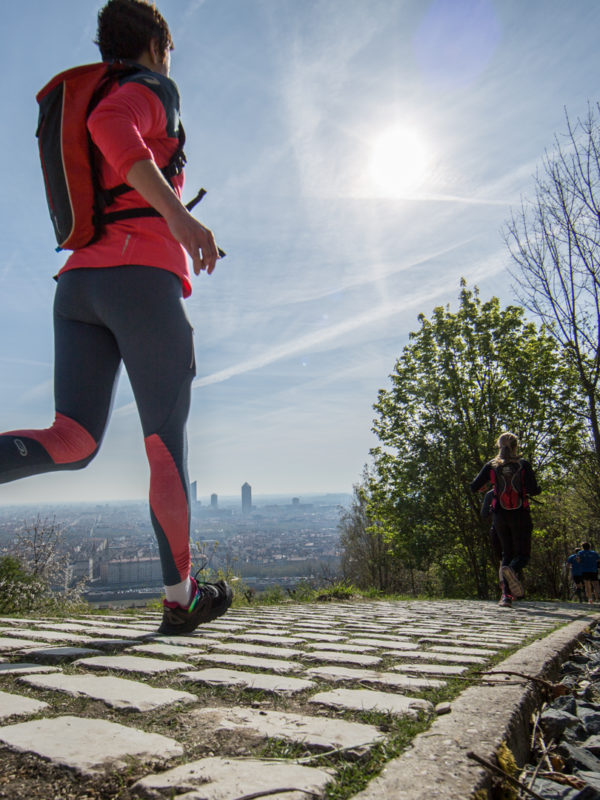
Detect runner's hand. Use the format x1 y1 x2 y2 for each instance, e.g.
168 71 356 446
125 159 220 276
166 209 219 275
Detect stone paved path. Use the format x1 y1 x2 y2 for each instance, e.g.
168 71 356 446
0 599 595 799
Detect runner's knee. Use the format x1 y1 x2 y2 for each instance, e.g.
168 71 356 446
3 413 98 466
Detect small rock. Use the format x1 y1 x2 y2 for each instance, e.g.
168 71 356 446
575 771 600 794
581 734 600 756
553 696 577 715
577 706 600 735
527 776 581 799
557 742 600 773
435 702 451 716
541 708 582 741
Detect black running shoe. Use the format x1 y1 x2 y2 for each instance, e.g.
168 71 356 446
158 578 233 635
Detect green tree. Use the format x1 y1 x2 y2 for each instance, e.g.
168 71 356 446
339 474 397 592
339 474 436 595
369 282 584 598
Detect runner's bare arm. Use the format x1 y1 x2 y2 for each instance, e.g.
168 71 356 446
125 159 219 275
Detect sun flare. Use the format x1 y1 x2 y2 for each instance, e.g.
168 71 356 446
369 125 431 196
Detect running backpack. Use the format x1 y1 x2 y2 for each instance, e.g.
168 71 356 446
491 460 526 510
35 61 188 251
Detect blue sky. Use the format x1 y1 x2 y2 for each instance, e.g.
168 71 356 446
0 0 598 505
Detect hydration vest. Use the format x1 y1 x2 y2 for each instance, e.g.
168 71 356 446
36 61 189 251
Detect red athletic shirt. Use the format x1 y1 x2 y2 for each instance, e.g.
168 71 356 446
59 70 192 297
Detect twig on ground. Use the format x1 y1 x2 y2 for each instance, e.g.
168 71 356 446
467 751 547 800
526 711 550 791
230 790 319 800
475 670 571 697
536 729 555 773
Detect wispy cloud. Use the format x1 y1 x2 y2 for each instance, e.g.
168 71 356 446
261 236 478 309
0 357 51 368
190 283 450 390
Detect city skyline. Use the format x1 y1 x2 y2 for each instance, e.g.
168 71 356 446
0 1 599 504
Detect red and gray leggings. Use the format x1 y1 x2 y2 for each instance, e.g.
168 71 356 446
0 266 194 586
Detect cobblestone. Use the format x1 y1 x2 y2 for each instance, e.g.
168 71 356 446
0 599 596 799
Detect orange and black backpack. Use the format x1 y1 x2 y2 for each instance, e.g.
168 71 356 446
35 61 204 252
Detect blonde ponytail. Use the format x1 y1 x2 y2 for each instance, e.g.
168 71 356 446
491 431 519 468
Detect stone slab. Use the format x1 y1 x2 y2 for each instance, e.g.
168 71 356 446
24 646 104 662
7 628 93 643
0 715 182 775
194 622 248 631
209 642 304 658
391 662 465 676
292 632 345 642
430 645 500 656
154 635 220 647
419 637 498 650
26 622 100 633
0 637 41 651
387 650 486 664
307 642 376 653
80 638 138 651
133 756 333 800
192 706 383 751
246 627 299 636
75 615 141 622
74 654 193 674
350 638 417 650
131 642 204 658
0 663 60 675
233 634 306 645
295 621 342 630
180 668 316 694
306 665 445 690
309 688 432 717
193 653 303 673
0 689 49 720
81 627 154 639
303 650 382 667
20 672 196 711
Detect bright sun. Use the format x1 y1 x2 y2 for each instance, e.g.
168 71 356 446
369 125 431 197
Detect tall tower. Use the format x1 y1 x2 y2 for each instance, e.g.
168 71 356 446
190 480 197 503
241 482 252 514
210 493 218 509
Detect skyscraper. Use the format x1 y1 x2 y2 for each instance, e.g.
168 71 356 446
190 480 197 503
210 493 218 509
241 482 252 514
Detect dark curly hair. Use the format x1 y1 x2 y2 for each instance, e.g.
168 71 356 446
95 0 173 62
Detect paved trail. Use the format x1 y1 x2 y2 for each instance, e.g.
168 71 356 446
0 599 595 799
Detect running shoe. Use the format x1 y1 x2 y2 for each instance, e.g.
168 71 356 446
501 566 524 599
158 577 233 635
498 594 513 608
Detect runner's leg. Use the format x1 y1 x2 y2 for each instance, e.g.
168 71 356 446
94 267 196 590
0 272 120 483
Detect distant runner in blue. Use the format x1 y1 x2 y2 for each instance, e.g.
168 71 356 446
576 543 599 604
